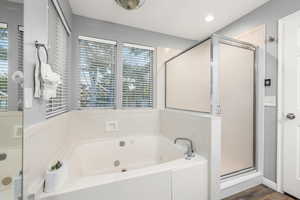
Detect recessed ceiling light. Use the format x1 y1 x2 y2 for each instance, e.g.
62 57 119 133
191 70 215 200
205 15 214 22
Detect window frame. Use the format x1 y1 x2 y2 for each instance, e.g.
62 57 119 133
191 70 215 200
121 43 155 109
78 36 117 109
78 36 156 110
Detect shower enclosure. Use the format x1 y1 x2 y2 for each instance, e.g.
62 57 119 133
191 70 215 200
165 34 257 179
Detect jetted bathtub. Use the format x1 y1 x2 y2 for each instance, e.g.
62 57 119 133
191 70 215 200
40 135 208 200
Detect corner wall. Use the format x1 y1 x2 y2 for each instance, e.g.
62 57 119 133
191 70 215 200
160 109 221 200
24 3 196 128
70 15 197 110
24 0 73 128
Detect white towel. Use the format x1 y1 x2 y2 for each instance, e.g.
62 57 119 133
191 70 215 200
34 60 41 98
40 63 61 100
41 63 60 83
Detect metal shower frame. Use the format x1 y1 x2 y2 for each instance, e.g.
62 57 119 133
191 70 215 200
164 34 259 179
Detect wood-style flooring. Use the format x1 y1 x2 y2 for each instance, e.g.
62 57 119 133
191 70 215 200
224 185 298 200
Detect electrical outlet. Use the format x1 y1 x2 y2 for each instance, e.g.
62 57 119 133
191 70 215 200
105 121 119 132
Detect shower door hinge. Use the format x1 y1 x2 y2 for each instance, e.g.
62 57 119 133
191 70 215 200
213 104 222 115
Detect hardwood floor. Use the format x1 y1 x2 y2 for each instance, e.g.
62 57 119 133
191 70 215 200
224 185 297 200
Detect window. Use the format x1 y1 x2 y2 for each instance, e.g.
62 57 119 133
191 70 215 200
46 3 68 118
122 44 153 108
0 23 8 111
78 37 154 109
79 37 116 108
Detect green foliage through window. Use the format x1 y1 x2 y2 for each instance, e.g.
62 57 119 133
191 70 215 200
122 46 153 108
79 38 153 109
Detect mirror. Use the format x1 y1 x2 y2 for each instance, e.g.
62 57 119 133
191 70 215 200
0 0 23 199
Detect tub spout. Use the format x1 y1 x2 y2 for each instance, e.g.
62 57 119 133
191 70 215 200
174 138 195 159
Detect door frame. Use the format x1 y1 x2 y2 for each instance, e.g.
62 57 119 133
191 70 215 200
277 9 300 193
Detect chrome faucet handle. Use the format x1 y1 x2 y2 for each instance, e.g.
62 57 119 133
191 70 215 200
174 137 195 159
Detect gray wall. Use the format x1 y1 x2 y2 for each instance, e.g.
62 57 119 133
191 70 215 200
0 0 23 111
217 0 300 182
70 15 197 109
24 2 196 127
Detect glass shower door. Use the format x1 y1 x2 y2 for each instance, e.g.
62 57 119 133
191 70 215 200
218 40 256 177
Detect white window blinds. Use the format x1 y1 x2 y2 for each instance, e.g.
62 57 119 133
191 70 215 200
122 44 153 108
17 26 24 110
0 23 8 111
46 4 68 118
79 37 116 108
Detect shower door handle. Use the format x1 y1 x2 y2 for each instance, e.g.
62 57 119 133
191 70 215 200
286 113 296 120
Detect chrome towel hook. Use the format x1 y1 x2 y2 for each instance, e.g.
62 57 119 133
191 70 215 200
35 40 49 64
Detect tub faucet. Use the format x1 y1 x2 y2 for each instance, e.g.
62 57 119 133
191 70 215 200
174 138 195 159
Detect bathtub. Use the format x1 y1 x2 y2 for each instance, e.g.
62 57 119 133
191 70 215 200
39 135 208 200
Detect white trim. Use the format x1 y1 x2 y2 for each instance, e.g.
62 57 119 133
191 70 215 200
221 172 263 198
264 96 276 107
51 0 71 35
210 116 222 200
78 36 117 45
0 23 7 28
221 171 262 189
256 27 266 175
277 14 286 194
123 43 155 51
262 178 277 191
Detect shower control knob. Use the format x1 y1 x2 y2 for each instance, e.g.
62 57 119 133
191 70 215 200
286 113 296 120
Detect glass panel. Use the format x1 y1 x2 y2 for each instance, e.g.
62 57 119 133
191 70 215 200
165 40 211 112
0 1 23 200
219 43 255 176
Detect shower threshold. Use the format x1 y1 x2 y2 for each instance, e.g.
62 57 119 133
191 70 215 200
221 167 256 180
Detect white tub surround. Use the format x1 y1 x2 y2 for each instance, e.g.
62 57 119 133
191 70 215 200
24 110 211 200
0 111 22 148
23 112 70 197
0 112 23 199
38 135 208 200
160 109 222 200
66 110 160 143
24 110 160 196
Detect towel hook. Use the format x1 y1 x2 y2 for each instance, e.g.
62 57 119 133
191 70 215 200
35 40 49 64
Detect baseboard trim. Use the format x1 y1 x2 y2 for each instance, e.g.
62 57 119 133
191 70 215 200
220 172 263 199
262 178 277 191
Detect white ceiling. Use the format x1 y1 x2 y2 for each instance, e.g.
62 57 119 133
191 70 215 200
7 0 23 4
69 0 270 40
